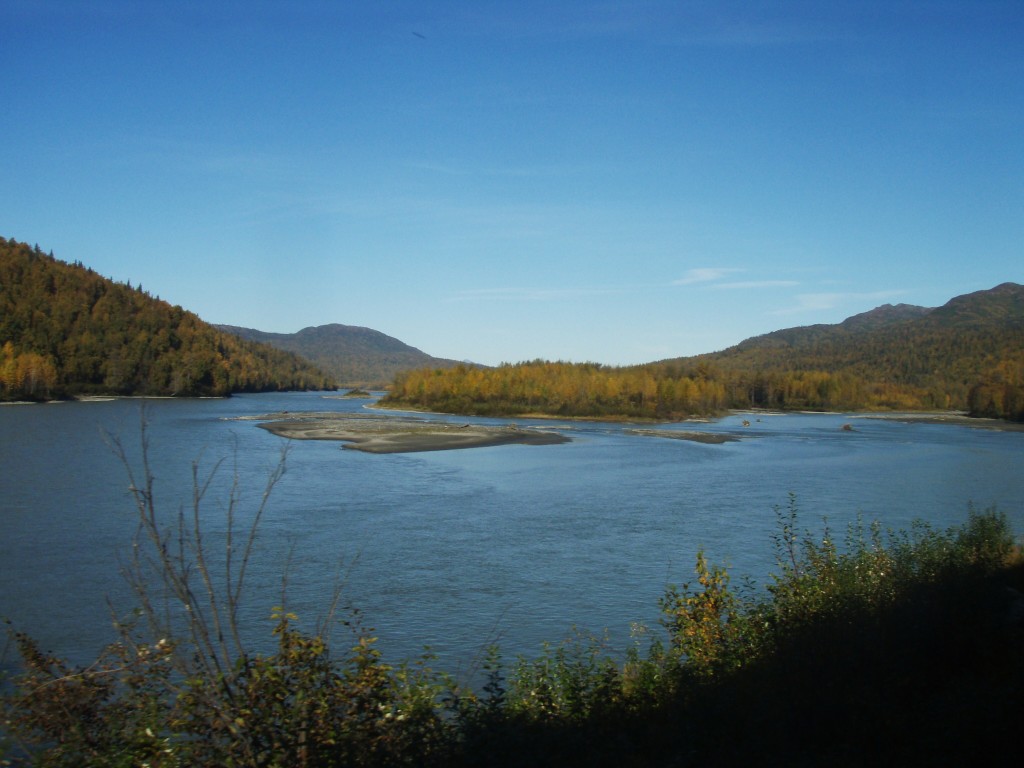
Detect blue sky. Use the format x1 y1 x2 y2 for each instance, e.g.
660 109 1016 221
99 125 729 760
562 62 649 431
2 1 1021 366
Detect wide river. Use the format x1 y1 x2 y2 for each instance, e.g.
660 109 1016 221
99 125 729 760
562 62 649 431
2 392 1023 681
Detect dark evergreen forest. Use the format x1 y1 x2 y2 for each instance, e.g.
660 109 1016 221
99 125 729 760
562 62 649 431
0 238 337 400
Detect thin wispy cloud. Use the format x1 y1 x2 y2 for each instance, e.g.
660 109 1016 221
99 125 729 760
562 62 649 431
672 270 801 291
671 267 743 286
409 159 608 179
453 286 620 302
712 280 800 290
772 290 906 315
409 161 473 176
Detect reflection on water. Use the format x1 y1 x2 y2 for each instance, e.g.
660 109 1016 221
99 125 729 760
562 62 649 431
2 394 1023 675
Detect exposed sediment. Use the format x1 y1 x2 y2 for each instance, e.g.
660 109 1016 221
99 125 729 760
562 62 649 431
625 428 742 444
239 412 571 453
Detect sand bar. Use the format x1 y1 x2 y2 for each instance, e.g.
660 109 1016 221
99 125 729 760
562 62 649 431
626 428 742 444
240 412 571 453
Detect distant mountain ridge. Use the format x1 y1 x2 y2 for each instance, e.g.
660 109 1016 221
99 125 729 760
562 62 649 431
836 302 933 332
216 323 468 389
715 302 933 355
678 282 1023 375
928 281 1024 324
658 282 1024 418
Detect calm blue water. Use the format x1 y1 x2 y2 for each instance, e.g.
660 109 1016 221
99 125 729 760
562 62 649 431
2 393 1023 680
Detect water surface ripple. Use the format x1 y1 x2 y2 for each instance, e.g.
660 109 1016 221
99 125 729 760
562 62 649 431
2 394 1022 677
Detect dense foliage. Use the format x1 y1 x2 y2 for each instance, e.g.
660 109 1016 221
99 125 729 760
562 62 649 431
382 359 939 419
2 442 1021 766
217 324 466 390
383 360 717 419
966 371 1024 422
0 238 337 399
382 284 1024 420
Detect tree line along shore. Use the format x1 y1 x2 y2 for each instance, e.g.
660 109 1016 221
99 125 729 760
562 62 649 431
380 357 1024 422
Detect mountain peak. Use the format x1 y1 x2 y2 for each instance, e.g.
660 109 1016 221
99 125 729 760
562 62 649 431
838 302 931 332
217 323 469 388
930 281 1024 325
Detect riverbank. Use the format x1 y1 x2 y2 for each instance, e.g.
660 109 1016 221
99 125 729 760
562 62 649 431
377 399 1024 432
861 411 1024 432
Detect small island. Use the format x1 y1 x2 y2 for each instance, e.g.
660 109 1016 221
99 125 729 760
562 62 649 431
340 388 375 398
242 412 570 453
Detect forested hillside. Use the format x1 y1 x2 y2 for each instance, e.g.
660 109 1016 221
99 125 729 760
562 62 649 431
381 284 1024 421
667 283 1024 419
0 238 337 400
217 323 467 389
